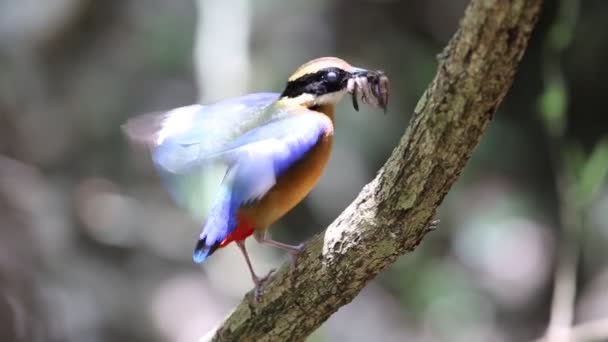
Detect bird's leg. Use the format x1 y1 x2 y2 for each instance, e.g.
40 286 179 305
235 240 275 302
254 230 304 270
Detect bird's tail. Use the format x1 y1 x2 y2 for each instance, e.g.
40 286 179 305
192 183 238 263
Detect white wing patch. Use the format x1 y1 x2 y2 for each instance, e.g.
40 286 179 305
156 104 202 145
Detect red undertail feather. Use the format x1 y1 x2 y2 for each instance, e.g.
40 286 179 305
219 218 255 248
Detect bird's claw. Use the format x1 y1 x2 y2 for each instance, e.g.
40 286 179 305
252 268 275 303
427 219 440 232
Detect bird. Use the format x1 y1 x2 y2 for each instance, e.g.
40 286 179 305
123 57 389 299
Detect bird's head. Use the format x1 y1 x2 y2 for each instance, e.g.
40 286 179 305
279 57 389 112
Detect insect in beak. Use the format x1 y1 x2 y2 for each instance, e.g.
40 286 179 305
347 69 390 113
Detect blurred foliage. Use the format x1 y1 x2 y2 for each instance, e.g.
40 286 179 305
577 138 608 206
0 0 608 342
538 76 567 137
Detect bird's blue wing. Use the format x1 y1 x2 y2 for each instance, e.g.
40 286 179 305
211 112 334 205
123 93 281 220
123 93 281 174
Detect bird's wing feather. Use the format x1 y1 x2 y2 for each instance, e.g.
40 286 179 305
122 93 280 219
212 112 333 205
122 94 332 222
122 93 280 171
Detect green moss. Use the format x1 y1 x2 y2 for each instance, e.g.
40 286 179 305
397 192 417 210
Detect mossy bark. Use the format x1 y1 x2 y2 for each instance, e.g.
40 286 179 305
204 0 543 340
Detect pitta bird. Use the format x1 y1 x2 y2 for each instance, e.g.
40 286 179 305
123 57 389 299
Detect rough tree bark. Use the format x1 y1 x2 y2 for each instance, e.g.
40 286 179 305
204 0 543 340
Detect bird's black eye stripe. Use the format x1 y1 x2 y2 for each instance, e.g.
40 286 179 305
281 67 348 98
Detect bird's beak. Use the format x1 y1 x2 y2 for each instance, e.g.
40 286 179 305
347 68 390 113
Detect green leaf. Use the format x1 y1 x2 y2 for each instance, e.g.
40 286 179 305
564 141 584 185
577 137 608 204
549 23 574 52
538 78 567 137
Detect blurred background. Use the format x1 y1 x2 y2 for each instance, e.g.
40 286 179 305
0 0 607 341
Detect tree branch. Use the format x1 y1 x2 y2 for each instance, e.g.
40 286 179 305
203 0 543 340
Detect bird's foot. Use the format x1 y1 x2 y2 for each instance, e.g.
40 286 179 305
426 219 440 232
252 268 275 303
